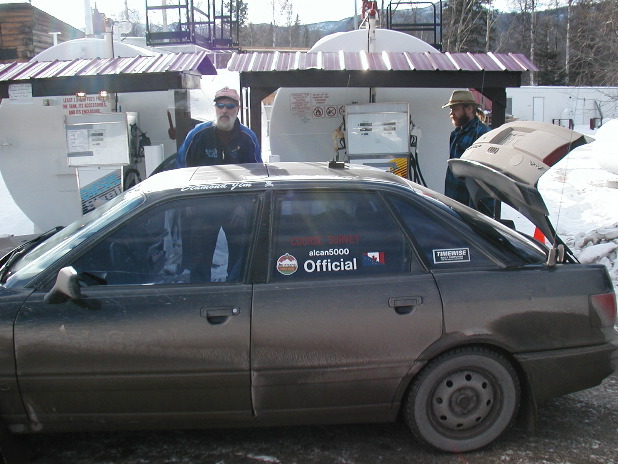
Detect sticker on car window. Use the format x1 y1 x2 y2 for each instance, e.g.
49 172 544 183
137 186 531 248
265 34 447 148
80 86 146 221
309 248 350 257
277 253 298 275
433 248 470 264
304 257 358 273
328 234 359 245
363 252 385 266
291 236 323 246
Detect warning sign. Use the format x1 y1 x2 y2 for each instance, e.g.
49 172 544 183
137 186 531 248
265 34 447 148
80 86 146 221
313 107 324 118
290 93 311 115
326 106 338 117
61 95 112 116
311 92 329 106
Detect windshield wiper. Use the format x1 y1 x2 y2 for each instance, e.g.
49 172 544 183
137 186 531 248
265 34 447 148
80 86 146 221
0 226 64 282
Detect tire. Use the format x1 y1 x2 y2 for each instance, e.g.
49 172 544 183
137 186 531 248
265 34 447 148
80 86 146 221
404 346 520 453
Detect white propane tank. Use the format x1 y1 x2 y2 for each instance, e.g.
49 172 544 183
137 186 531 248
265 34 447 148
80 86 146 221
268 29 458 192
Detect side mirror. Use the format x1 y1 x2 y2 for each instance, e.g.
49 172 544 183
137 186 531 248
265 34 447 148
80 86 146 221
44 266 82 304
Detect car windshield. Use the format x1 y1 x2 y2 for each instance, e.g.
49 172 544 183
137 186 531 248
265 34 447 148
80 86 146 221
3 190 145 287
401 180 547 264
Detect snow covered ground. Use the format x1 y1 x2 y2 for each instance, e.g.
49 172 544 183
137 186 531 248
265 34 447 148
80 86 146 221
1 120 617 293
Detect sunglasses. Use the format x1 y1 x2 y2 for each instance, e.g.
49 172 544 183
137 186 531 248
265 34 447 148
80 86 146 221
215 102 238 109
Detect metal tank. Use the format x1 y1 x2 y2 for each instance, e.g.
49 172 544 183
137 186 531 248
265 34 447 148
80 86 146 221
268 27 458 193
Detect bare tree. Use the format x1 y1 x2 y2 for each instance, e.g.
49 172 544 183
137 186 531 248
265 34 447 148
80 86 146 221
281 0 295 46
508 0 543 84
112 6 144 37
443 0 488 52
529 0 537 84
569 0 618 86
565 0 573 83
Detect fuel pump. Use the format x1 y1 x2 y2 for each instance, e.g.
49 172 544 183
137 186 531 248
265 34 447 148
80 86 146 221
339 102 426 184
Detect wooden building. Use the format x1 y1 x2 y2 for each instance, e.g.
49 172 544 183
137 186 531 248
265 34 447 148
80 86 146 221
0 3 85 64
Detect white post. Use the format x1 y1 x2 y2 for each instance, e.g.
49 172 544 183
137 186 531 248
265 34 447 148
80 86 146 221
84 0 93 36
163 0 169 31
49 32 61 46
103 19 114 58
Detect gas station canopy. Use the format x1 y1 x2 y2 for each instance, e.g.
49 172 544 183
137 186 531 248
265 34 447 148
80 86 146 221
229 50 537 87
228 50 538 135
0 52 217 98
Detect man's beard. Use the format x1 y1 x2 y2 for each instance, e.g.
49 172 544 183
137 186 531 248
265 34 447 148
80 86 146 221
451 112 471 128
216 115 235 131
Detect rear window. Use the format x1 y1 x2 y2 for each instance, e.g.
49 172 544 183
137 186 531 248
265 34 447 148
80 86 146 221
387 191 547 268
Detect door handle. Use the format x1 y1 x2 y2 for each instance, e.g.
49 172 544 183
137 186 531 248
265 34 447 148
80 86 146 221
388 297 422 315
200 307 240 324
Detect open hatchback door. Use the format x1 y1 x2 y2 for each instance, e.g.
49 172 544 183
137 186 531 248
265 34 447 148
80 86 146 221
448 121 592 248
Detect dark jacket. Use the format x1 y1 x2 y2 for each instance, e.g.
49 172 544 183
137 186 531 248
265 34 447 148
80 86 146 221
444 117 491 207
176 119 261 168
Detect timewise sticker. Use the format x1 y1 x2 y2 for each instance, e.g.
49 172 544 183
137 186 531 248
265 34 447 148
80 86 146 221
433 248 470 264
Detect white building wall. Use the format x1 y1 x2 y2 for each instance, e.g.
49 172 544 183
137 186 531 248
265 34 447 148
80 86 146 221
507 86 618 127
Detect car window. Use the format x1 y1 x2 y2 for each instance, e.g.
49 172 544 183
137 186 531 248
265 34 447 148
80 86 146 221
271 190 417 281
386 193 499 269
70 193 259 286
4 191 145 288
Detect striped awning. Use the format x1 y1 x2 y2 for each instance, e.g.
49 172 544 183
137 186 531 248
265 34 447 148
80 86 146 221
0 52 217 98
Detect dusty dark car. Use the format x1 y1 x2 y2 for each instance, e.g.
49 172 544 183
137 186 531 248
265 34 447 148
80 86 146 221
0 159 616 454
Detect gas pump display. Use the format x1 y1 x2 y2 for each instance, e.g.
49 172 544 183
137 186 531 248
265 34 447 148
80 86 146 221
345 103 412 178
65 113 130 214
65 113 130 166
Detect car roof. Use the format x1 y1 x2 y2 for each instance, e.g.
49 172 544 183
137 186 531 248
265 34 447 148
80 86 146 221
138 162 411 194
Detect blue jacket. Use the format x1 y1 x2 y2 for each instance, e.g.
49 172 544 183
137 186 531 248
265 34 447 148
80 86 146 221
176 119 261 168
444 117 491 206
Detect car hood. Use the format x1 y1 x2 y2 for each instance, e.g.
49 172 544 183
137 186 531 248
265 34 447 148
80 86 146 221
448 121 592 244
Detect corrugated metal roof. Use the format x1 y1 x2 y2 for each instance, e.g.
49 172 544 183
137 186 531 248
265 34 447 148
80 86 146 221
0 51 216 82
228 51 538 73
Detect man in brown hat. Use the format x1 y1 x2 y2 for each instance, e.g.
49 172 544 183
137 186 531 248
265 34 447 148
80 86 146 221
442 89 492 212
176 86 261 168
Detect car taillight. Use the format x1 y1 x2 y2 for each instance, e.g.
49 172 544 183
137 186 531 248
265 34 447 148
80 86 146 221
589 292 617 328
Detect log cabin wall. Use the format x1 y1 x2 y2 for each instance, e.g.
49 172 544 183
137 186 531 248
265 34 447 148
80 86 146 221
0 3 84 63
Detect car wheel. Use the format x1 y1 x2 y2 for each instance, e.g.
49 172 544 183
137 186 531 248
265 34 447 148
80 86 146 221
404 346 520 453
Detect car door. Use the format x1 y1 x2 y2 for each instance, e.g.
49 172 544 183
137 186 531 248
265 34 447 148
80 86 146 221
251 189 443 421
14 192 260 431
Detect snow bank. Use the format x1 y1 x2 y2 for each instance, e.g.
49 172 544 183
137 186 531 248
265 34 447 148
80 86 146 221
538 119 618 291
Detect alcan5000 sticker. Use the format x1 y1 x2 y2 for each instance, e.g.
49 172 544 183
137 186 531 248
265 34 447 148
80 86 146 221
277 254 298 275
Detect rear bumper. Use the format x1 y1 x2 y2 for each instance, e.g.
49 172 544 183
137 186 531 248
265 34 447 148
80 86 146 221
514 340 617 405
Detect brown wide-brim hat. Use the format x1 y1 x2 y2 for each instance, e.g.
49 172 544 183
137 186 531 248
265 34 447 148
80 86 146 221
442 90 481 108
